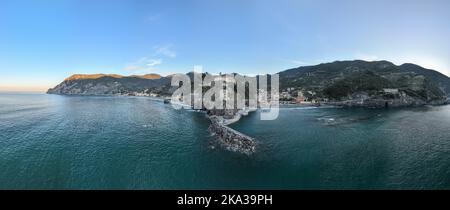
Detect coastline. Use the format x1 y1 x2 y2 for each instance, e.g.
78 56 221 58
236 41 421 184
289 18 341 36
47 91 450 109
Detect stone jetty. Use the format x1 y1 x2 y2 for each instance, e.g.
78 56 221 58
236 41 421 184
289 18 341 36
208 116 256 155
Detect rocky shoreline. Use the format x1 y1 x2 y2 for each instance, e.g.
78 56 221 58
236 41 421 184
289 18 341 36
322 96 448 108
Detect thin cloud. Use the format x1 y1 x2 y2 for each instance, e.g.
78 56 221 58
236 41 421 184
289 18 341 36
146 58 162 67
154 45 177 58
124 57 162 74
124 45 175 74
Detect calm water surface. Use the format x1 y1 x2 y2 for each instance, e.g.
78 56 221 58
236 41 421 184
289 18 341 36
0 93 449 189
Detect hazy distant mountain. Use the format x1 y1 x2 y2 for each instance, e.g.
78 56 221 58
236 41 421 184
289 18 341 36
48 60 449 107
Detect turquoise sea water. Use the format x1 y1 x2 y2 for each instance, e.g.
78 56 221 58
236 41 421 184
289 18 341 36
0 93 449 189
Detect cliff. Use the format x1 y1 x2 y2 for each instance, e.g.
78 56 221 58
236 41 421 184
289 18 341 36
47 74 172 96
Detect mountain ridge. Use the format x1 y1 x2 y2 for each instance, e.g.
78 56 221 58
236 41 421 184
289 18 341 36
64 73 162 81
48 60 450 107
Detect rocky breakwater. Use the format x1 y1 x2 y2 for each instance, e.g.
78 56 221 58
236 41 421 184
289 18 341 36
208 116 256 155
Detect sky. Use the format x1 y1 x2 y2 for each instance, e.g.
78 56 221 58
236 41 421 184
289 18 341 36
1 0 449 91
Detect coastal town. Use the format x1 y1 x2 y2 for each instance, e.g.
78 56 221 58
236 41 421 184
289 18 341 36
106 85 449 108
279 89 319 105
122 88 321 105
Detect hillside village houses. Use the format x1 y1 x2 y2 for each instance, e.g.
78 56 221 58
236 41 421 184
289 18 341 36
279 89 318 104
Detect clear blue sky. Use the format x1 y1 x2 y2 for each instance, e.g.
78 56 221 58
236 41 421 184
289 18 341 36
1 0 449 91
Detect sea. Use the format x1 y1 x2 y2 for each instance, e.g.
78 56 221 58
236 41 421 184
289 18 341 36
0 93 449 189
